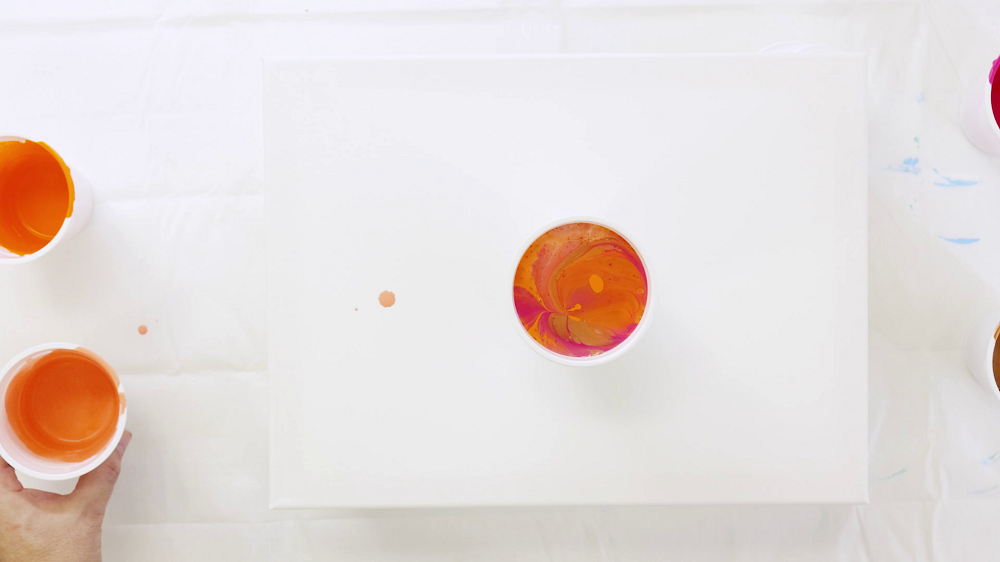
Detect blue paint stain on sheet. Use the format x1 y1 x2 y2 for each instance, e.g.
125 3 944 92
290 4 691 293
982 452 1000 466
940 237 980 245
888 158 920 174
971 484 1000 495
933 169 981 187
935 178 979 187
916 93 924 104
878 469 907 481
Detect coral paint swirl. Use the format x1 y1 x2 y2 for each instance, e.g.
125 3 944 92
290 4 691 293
513 222 648 357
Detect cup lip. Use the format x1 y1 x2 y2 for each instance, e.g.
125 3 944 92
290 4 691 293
509 216 655 367
0 135 75 265
0 343 127 481
985 326 1000 403
986 81 1000 142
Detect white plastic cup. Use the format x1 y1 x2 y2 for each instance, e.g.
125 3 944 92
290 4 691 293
509 216 655 367
0 136 93 265
960 57 1000 156
0 343 127 481
963 308 1000 403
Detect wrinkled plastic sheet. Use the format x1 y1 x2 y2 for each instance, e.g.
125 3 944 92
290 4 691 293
2 0 1000 559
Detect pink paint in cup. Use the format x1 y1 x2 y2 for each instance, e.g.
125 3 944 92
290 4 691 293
961 56 1000 156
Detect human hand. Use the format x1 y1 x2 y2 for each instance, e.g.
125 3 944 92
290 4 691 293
0 430 132 562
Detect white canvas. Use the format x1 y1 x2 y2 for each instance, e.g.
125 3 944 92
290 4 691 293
264 54 868 508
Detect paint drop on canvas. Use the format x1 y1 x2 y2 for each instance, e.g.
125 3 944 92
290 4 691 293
379 291 395 308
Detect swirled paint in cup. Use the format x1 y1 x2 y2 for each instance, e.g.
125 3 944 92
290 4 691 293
513 222 648 358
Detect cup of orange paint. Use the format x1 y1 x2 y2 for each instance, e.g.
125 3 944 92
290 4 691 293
0 136 93 264
960 56 1000 156
0 343 127 480
510 216 655 367
964 308 1000 403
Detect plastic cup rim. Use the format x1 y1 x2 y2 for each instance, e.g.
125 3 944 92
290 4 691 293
983 331 1000 403
981 82 1000 142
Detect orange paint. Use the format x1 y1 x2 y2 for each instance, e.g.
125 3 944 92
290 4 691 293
993 322 1000 393
379 290 395 307
0 140 75 256
993 337 1000 393
138 325 148 335
589 274 605 293
513 222 648 357
5 349 120 462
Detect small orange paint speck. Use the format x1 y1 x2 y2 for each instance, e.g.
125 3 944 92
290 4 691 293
138 325 148 335
354 308 358 311
379 290 396 308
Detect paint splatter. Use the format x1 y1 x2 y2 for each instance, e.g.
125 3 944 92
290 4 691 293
138 325 147 335
935 178 980 187
940 237 980 245
878 469 906 481
916 93 924 104
354 308 358 311
933 169 980 187
888 158 920 174
379 291 395 308
982 452 1000 466
972 484 1000 495
914 136 920 147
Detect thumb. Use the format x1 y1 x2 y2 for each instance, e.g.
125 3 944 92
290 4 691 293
0 455 23 493
71 430 131 513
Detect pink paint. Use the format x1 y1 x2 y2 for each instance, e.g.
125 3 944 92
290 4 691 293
993 57 1000 130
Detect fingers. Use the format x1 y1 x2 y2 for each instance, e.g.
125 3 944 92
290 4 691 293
0 455 23 493
71 429 131 511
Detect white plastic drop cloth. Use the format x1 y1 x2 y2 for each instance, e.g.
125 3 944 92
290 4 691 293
1 0 1000 559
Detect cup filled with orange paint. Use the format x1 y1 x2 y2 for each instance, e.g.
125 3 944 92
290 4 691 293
0 344 127 480
511 217 654 366
964 308 1000 403
0 136 92 264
